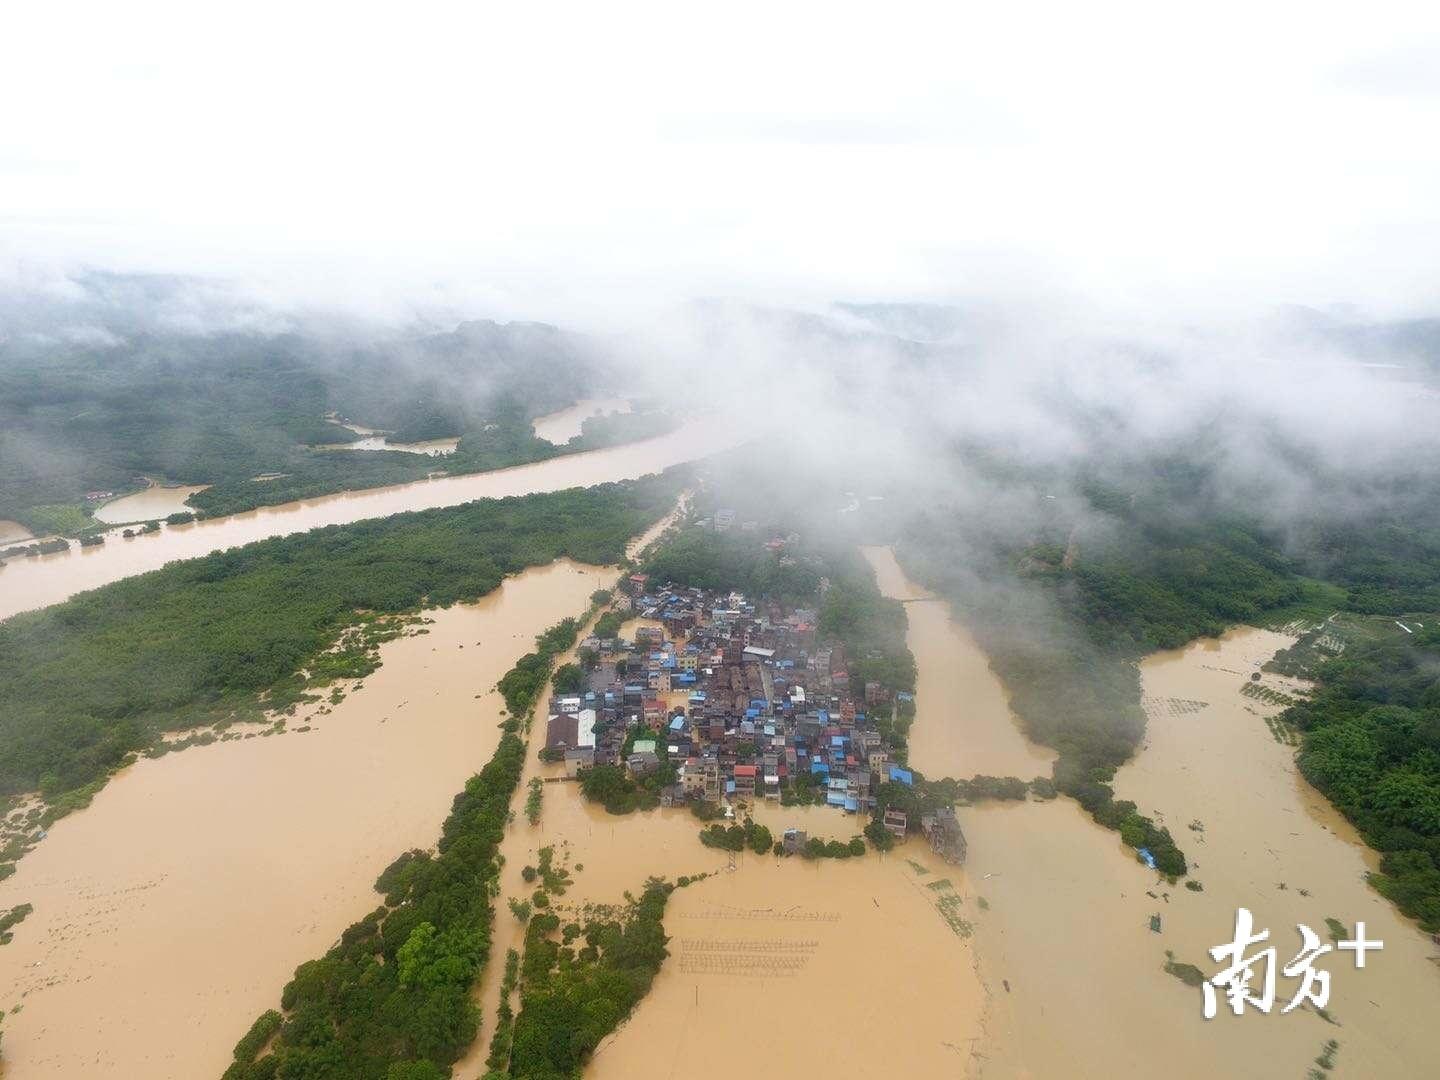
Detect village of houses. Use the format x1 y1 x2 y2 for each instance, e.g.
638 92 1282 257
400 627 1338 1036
543 573 967 863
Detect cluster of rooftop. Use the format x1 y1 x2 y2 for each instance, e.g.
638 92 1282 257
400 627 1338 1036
543 574 965 863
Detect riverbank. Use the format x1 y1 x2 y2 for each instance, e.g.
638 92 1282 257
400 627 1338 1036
0 560 608 1079
0 415 739 623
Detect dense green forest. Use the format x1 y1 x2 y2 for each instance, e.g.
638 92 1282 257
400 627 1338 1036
1277 622 1440 931
0 312 672 531
499 879 674 1079
0 476 682 808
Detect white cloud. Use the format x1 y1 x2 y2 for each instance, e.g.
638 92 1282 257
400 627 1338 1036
3 0 1440 320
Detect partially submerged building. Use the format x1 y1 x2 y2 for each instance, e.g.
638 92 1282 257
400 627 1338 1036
920 806 968 865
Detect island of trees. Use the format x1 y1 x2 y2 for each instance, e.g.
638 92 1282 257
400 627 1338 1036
0 474 684 844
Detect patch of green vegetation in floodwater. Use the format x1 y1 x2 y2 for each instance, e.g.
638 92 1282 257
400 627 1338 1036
1162 950 1206 988
936 892 973 938
0 902 34 945
1312 1038 1340 1074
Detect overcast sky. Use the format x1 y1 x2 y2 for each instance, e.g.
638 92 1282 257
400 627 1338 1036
4 1 1440 323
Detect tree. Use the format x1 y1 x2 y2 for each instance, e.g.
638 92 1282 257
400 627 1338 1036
864 819 895 851
387 1062 447 1080
552 663 584 695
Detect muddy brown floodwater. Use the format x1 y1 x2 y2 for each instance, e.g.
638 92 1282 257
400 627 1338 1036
468 546 1045 1079
321 420 461 456
963 627 1440 1079
862 546 1055 778
0 519 34 544
531 397 634 444
458 762 988 1080
0 559 613 1080
0 416 740 623
92 482 212 524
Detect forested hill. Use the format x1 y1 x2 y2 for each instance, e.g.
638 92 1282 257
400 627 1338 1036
0 289 659 530
0 473 683 818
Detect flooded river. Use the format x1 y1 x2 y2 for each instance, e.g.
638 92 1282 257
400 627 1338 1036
0 416 739 623
531 397 633 444
862 546 1054 778
0 559 612 1079
92 482 212 524
960 627 1440 1079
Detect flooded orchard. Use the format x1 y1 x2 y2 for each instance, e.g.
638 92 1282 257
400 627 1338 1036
0 559 611 1080
0 415 740 623
588 845 987 1080
457 737 988 1080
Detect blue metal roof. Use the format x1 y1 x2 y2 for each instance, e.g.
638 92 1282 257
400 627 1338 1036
888 765 914 786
